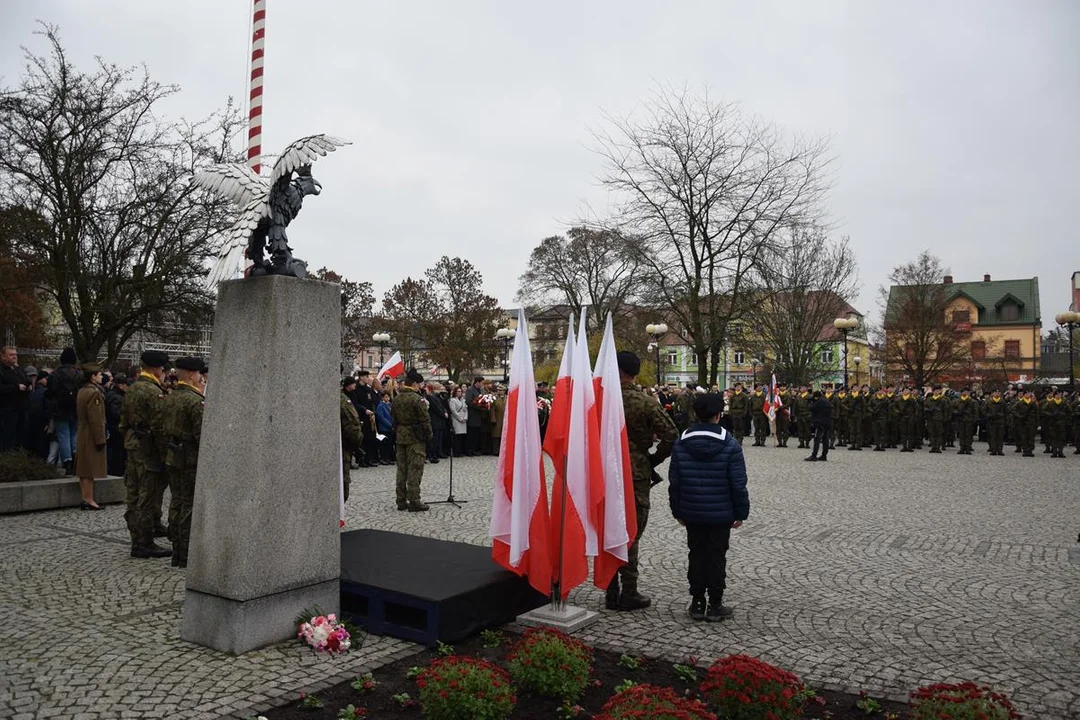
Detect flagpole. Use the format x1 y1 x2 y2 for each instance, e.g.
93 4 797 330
551 456 570 610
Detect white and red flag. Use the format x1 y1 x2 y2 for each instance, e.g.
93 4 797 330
592 313 636 590
490 311 552 595
377 351 405 381
767 373 782 420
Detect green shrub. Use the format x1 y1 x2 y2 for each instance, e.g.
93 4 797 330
0 451 59 484
506 627 593 701
416 656 515 720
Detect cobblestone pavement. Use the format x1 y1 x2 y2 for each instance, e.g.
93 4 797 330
1 440 1077 719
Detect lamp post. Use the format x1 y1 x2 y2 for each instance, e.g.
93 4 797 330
372 332 390 367
833 316 859 388
646 323 668 387
496 328 516 384
853 355 861 388
1055 311 1080 391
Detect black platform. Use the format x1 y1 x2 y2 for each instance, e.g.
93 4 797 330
340 529 547 646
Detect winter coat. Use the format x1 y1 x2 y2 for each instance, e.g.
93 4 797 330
375 401 394 434
75 384 107 479
449 397 468 435
668 422 750 525
809 397 832 428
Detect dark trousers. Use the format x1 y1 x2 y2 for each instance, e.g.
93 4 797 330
685 522 732 598
812 424 831 459
452 433 465 457
0 408 26 453
107 434 127 477
427 428 445 460
466 426 481 455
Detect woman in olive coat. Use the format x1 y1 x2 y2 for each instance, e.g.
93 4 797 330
75 362 107 510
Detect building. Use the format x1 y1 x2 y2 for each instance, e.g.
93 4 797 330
884 273 1042 386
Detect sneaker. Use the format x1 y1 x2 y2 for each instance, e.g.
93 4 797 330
689 595 706 621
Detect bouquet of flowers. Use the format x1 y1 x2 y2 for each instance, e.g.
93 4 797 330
297 613 352 655
536 397 552 417
475 393 496 410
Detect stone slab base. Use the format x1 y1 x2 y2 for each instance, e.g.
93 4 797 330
181 579 339 655
0 475 125 514
516 603 600 633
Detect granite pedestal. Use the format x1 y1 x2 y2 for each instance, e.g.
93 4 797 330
181 276 341 655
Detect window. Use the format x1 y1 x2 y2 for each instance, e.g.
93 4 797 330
733 351 745 365
820 348 834 364
668 351 679 366
971 341 986 361
1004 340 1020 360
689 353 698 366
952 310 970 323
367 355 374 367
999 304 1019 321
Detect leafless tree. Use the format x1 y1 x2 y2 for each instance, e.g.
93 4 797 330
747 226 860 385
594 85 832 386
0 27 241 364
878 250 971 387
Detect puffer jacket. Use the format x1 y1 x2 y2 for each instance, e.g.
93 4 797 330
668 423 750 525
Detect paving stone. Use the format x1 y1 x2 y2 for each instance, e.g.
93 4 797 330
0 442 1076 719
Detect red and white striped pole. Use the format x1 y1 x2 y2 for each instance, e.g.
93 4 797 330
247 0 266 175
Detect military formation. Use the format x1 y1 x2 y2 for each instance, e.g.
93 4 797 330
661 381 1080 458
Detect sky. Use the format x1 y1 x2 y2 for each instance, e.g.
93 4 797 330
2 0 1078 327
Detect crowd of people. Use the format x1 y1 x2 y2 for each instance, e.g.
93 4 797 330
649 381 1080 459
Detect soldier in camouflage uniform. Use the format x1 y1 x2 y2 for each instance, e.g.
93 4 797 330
607 351 678 612
942 390 956 448
954 389 978 454
833 388 848 446
792 387 812 448
1043 389 1068 458
886 386 900 448
1012 391 1037 457
871 389 889 451
751 385 769 446
161 357 205 568
392 369 432 511
727 383 747 445
340 377 363 501
845 388 864 450
1071 391 1080 454
774 386 791 447
984 389 1006 455
119 350 172 558
673 386 695 432
896 388 917 451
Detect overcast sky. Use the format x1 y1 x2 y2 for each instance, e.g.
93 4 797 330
2 1 1077 327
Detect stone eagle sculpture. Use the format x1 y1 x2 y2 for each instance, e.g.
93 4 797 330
193 134 350 284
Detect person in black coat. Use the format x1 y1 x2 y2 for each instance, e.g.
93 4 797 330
0 347 32 452
668 393 750 623
806 390 833 462
425 384 449 462
104 375 128 476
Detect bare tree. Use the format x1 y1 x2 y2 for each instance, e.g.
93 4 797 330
0 26 240 364
516 226 643 340
313 267 375 366
594 85 831 386
383 256 503 382
747 227 860 385
878 250 971 387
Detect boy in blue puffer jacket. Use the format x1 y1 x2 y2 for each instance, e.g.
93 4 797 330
668 393 750 621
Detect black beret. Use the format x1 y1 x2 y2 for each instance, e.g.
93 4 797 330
406 368 424 383
175 356 205 372
342 376 357 388
616 351 641 377
140 350 169 368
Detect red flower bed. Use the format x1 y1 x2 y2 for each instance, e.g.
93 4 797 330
699 654 807 720
597 683 717 720
910 681 1021 720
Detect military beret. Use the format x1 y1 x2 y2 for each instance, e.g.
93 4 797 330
81 362 103 373
342 376 357 388
616 351 640 377
406 368 424 383
175 356 205 372
140 350 169 368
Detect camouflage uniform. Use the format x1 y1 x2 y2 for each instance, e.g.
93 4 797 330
727 390 747 445
984 396 1006 455
751 392 768 446
612 380 677 606
673 390 694 432
391 386 432 509
886 392 900 448
1043 397 1068 457
340 391 363 501
1011 398 1037 457
845 391 864 450
833 391 848 446
943 394 956 448
1071 395 1080 454
161 382 203 566
793 392 812 448
871 391 889 450
775 391 791 447
119 373 169 555
922 393 944 452
954 395 978 454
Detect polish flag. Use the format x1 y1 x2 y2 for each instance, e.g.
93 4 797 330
490 311 551 595
542 318 575 494
592 313 635 589
768 373 782 420
548 312 602 599
377 351 404 381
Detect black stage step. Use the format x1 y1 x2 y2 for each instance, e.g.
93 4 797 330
340 529 547 646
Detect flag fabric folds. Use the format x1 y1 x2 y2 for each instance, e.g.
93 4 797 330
592 313 636 590
490 311 552 595
377 351 404 381
767 373 782 420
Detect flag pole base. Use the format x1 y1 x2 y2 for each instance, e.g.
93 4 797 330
516 603 599 633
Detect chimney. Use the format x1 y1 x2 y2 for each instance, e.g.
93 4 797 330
943 275 953 284
983 274 991 282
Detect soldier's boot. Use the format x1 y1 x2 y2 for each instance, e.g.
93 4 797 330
688 595 706 621
131 542 172 559
617 580 651 611
605 580 620 611
407 501 430 512
705 592 734 622
153 523 170 538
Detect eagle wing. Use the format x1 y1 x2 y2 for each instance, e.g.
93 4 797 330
205 196 268 287
192 163 271 208
269 134 351 185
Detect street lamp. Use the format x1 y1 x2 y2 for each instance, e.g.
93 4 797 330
833 316 859 388
496 327 516 384
853 355 862 387
646 323 668 387
372 332 391 366
1054 311 1080 391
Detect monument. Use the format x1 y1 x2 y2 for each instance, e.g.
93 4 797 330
182 134 350 654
